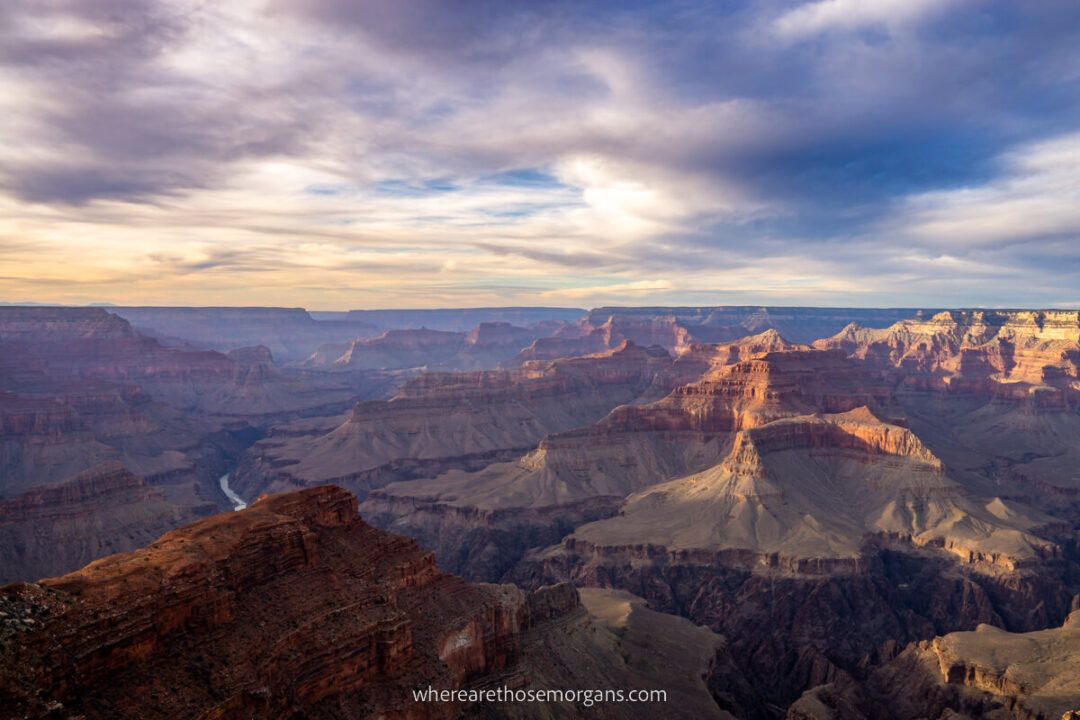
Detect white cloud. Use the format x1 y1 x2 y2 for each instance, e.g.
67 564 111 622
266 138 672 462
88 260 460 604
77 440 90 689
540 279 674 301
774 0 958 40
894 132 1080 247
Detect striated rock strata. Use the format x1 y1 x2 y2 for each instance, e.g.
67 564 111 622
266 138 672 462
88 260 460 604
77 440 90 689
233 341 672 500
816 310 1080 401
0 307 367 583
0 463 210 584
362 350 902 581
816 310 1080 524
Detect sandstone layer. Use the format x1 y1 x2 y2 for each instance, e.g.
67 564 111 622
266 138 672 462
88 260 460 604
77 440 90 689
816 310 1080 401
816 310 1080 523
507 307 932 365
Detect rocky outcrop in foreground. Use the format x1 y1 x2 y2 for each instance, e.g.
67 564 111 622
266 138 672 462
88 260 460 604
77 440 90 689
0 486 705 720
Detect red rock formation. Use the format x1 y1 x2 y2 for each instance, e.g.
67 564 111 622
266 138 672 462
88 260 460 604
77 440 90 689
666 329 811 386
508 313 701 365
0 486 639 720
507 401 1075 712
817 310 1080 523
816 310 1080 402
359 350 904 583
581 307 936 344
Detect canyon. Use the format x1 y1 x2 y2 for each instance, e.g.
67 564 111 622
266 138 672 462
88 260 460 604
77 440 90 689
360 347 905 581
2 305 1079 718
0 307 369 583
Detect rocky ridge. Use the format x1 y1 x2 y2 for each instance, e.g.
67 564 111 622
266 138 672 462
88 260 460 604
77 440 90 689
507 307 933 366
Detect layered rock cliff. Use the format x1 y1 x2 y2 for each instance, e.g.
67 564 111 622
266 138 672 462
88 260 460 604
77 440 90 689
0 486 519 718
0 307 365 582
361 350 903 581
666 329 812 387
232 342 673 500
0 463 210 584
0 307 357 420
816 310 1080 401
510 402 1076 711
533 405 1060 573
816 310 1080 523
586 307 932 346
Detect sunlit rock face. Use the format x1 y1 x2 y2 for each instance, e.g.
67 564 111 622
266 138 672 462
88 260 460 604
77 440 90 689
360 348 905 581
853 610 1080 720
816 310 1080 401
816 309 1080 522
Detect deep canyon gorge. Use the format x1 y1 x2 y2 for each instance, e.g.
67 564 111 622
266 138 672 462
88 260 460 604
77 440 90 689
2 306 1079 719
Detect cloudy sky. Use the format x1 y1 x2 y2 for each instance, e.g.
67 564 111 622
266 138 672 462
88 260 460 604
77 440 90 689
2 0 1079 309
